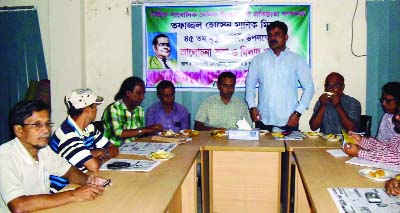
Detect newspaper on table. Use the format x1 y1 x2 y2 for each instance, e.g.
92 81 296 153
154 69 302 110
119 142 178 155
328 188 400 213
100 158 161 172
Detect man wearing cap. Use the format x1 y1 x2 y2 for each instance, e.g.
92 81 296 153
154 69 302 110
50 88 119 172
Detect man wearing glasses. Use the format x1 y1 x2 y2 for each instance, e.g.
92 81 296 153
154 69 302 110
376 82 400 140
50 88 119 172
146 80 189 132
343 103 400 165
148 33 177 70
0 100 108 212
309 72 361 134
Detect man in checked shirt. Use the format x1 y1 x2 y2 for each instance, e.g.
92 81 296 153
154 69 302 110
343 103 400 166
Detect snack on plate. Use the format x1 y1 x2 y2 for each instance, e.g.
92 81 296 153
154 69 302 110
211 129 226 137
180 129 200 136
368 169 386 178
149 150 175 160
162 129 177 137
271 132 284 138
325 134 338 139
306 132 321 137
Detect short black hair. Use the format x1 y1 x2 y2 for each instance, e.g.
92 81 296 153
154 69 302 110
9 100 50 137
267 21 288 35
152 34 169 46
156 80 175 95
382 82 400 104
114 76 145 101
217 71 236 84
326 72 345 84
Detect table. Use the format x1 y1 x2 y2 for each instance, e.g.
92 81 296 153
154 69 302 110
200 132 285 213
40 145 199 213
293 149 384 213
284 136 343 212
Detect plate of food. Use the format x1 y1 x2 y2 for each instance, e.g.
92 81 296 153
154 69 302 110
322 134 341 142
179 129 200 136
305 131 322 138
146 150 175 161
160 129 179 137
359 168 397 182
211 129 227 137
259 130 269 136
271 132 284 138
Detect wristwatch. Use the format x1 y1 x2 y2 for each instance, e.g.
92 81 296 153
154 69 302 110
293 111 302 117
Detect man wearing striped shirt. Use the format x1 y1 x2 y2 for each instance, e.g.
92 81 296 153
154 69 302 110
50 88 119 172
343 104 400 165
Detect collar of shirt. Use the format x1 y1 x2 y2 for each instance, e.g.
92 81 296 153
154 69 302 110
155 101 176 113
67 116 86 137
15 137 40 165
267 47 289 57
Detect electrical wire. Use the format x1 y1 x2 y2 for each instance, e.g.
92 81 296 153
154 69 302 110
351 0 367 57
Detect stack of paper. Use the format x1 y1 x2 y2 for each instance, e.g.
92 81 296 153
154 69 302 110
346 157 400 173
326 149 348 157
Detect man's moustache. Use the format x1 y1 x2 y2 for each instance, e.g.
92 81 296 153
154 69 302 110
269 40 278 44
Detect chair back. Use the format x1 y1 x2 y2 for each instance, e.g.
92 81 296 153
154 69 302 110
360 115 372 136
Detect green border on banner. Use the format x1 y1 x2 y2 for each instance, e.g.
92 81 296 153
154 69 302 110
144 4 310 89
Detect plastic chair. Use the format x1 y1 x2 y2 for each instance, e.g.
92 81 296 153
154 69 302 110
359 115 372 136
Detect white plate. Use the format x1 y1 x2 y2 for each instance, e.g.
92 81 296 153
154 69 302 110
322 134 341 141
146 152 175 161
260 130 269 136
305 132 322 138
359 168 397 181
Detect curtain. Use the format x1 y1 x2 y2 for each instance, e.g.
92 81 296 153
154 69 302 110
366 1 400 135
0 7 48 143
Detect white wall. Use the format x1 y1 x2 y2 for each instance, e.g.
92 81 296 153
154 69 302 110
2 0 367 131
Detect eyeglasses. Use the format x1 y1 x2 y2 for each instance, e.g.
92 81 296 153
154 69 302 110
379 98 396 104
324 83 343 89
22 122 54 129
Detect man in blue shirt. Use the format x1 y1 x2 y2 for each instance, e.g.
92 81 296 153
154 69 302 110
309 72 361 134
245 21 314 131
146 80 189 132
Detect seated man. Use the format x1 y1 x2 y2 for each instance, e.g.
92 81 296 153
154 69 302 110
102 76 162 146
309 72 361 134
376 82 400 140
146 80 189 132
50 88 119 172
194 71 251 130
343 103 400 166
0 100 108 212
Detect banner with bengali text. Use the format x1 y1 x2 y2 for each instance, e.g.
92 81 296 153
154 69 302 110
144 4 310 89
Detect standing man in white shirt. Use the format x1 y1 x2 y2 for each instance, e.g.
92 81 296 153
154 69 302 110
245 21 314 132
